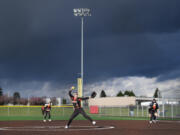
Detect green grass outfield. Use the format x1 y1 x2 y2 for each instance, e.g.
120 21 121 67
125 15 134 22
0 106 180 121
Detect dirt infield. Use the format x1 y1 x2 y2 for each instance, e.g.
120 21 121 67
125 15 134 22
0 120 180 135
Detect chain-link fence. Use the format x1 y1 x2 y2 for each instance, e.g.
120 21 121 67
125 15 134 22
158 99 180 118
97 105 149 117
1 99 180 119
0 106 73 117
96 99 180 119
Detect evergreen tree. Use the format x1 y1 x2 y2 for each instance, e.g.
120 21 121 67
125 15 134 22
153 88 160 98
117 91 124 97
124 90 130 96
0 87 3 96
100 90 107 97
124 90 136 97
129 91 136 97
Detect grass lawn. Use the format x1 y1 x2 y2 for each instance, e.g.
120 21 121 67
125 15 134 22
0 106 180 121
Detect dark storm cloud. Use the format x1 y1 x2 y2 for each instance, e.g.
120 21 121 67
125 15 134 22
84 33 180 82
0 0 180 92
85 0 180 37
0 0 81 82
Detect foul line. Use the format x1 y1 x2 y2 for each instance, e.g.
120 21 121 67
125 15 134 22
0 126 115 131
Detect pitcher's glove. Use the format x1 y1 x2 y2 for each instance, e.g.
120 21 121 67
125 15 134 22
91 91 97 98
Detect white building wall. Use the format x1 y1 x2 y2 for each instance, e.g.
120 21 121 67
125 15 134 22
88 97 136 107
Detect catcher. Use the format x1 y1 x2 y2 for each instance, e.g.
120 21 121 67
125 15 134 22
65 86 97 129
42 101 52 122
149 99 159 124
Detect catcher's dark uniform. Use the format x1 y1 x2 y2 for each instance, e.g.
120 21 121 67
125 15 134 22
66 90 93 127
149 101 159 121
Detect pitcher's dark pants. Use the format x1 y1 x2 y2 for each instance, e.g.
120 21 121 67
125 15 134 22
44 111 51 119
67 108 93 126
149 110 157 121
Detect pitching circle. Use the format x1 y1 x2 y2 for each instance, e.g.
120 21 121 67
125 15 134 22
0 125 115 131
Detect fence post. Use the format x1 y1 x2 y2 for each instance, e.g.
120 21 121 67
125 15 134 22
146 107 148 117
28 95 30 116
128 106 129 116
119 107 120 116
120 107 122 116
28 106 30 116
99 106 101 117
62 107 64 116
104 106 107 115
142 106 144 117
8 106 10 116
162 98 165 118
8 92 10 117
171 103 173 119
137 105 139 117
104 106 106 115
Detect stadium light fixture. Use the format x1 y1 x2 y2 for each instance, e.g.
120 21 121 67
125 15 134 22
73 8 91 17
73 8 91 97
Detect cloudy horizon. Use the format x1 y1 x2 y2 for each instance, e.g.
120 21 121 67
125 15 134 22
1 75 180 99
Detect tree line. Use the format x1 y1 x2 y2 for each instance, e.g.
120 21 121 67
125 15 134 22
0 87 59 105
100 90 135 97
0 86 161 105
0 87 26 105
100 88 161 98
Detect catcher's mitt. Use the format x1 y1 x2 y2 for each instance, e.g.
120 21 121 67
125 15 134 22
91 91 97 98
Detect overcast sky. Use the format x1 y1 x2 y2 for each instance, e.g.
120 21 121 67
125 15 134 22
0 0 180 98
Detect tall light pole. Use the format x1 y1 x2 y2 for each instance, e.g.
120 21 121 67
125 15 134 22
73 8 91 97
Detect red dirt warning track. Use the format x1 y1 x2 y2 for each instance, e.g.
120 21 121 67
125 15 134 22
0 120 180 135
